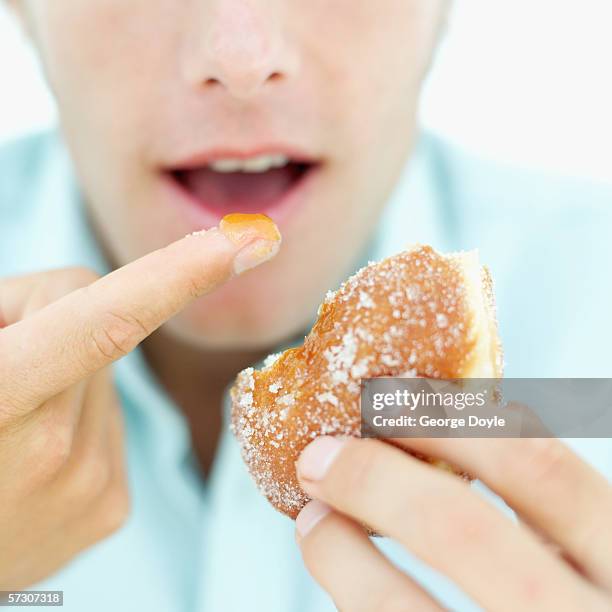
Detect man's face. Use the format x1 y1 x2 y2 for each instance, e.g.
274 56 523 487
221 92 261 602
17 0 446 349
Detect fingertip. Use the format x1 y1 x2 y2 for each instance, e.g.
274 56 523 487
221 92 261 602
233 236 281 275
193 213 282 276
297 436 348 482
296 500 332 542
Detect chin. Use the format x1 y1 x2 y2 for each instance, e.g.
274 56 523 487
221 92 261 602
163 314 303 351
163 286 313 351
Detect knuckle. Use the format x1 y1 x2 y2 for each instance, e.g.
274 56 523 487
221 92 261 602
330 438 382 500
23 418 73 484
0 398 28 427
37 267 100 305
94 482 131 536
65 452 112 506
89 310 150 362
186 274 205 300
60 267 101 290
375 592 415 612
424 494 494 553
299 514 335 569
299 534 320 570
504 438 568 487
570 499 612 563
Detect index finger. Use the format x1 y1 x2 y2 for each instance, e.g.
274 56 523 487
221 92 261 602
0 214 281 413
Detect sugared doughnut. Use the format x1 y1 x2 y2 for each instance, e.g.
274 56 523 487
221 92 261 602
230 245 504 519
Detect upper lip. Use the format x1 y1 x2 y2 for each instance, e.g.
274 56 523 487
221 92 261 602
165 144 320 171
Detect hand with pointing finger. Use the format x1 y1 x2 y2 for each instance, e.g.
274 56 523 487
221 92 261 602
0 214 280 589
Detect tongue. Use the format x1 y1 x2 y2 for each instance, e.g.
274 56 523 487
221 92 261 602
179 165 302 212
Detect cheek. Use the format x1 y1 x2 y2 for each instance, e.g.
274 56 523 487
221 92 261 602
165 256 321 348
301 0 439 154
27 0 175 141
24 0 184 259
303 0 440 90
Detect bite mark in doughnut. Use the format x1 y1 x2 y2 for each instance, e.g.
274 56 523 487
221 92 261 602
230 245 504 519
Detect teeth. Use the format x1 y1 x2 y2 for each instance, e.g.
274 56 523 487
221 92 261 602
209 154 290 174
209 159 243 173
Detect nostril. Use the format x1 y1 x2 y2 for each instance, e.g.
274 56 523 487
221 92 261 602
201 69 283 97
202 70 281 89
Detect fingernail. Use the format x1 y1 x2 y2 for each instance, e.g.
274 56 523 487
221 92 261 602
298 436 347 481
296 500 331 540
233 238 280 275
218 213 282 275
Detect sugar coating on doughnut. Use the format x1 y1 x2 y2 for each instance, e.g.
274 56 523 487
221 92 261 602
230 245 503 518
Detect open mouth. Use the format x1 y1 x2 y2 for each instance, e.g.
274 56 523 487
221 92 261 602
169 153 319 217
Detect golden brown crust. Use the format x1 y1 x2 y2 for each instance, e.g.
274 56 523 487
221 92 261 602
230 245 503 518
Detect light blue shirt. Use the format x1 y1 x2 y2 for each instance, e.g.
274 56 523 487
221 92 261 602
1 131 611 611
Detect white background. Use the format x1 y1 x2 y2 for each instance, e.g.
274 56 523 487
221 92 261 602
1 0 611 182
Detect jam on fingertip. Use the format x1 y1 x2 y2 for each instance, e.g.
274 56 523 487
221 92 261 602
219 213 282 246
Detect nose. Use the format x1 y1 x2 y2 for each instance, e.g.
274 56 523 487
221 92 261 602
181 0 299 100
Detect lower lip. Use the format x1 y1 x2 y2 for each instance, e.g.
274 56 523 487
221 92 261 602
159 164 322 232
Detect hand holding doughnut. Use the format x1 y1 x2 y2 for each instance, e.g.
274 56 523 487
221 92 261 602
231 245 503 518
